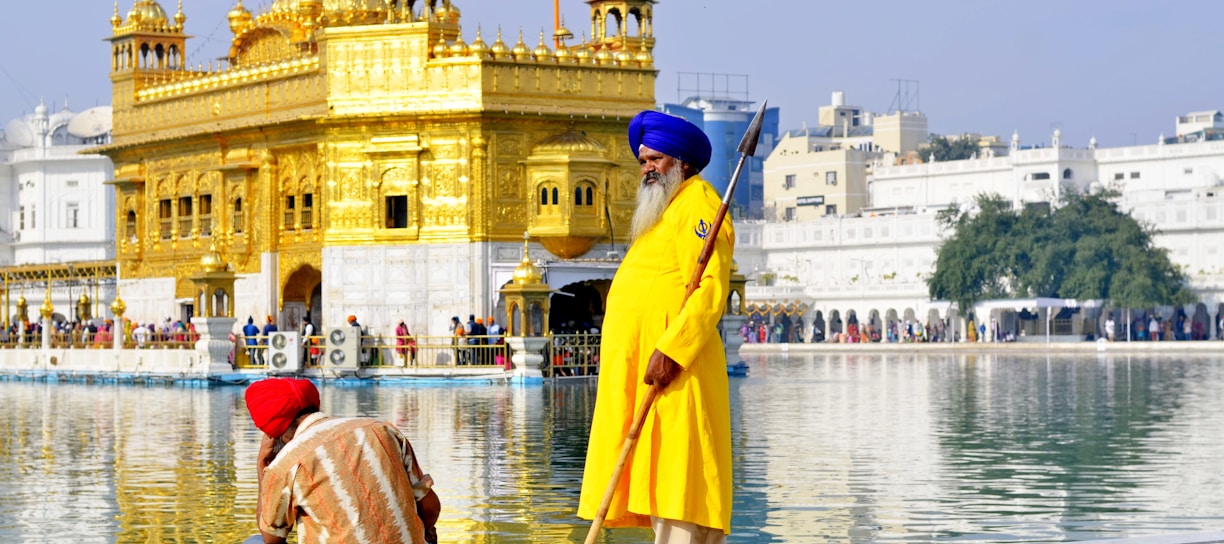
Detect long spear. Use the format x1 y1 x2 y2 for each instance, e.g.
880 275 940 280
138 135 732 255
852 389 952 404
585 101 768 543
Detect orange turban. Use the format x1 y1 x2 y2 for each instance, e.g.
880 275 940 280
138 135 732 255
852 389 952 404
244 378 320 438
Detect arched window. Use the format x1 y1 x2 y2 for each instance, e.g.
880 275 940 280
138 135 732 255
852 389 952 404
529 303 544 336
585 186 594 205
1063 168 1073 180
575 187 584 206
233 198 244 234
125 210 137 240
551 187 559 205
510 302 522 336
541 187 549 206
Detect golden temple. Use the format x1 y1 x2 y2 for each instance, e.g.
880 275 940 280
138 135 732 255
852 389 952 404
96 0 658 333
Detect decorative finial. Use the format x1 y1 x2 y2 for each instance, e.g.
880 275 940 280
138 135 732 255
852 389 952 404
111 2 123 29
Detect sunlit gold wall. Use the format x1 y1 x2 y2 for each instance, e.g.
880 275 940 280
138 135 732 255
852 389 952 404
100 2 656 319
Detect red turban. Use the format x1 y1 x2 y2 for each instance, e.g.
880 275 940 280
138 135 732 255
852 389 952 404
244 378 320 438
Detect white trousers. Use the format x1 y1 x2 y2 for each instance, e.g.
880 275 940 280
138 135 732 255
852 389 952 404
651 517 727 544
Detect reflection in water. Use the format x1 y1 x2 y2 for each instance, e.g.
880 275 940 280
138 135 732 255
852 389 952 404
2 354 1224 543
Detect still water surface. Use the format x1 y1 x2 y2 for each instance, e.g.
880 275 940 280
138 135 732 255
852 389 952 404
3 353 1224 543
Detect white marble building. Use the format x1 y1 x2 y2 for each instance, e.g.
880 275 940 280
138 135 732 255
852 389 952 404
752 111 1224 340
0 101 116 322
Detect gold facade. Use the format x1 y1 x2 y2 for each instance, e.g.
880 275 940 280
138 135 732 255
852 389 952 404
98 0 658 312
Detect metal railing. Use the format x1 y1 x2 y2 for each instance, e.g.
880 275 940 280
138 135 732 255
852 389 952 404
544 333 600 378
0 331 198 350
235 334 512 370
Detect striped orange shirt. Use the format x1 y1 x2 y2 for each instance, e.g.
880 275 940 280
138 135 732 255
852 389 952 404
258 413 432 544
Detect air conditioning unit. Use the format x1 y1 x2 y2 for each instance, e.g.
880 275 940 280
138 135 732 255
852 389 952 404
267 331 301 374
324 326 360 371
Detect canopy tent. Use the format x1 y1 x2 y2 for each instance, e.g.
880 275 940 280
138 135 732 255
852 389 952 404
969 298 1103 344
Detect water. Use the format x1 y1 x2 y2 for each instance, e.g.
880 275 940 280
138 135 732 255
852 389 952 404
2 353 1224 543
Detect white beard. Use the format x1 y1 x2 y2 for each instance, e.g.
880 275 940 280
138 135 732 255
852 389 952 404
629 165 685 243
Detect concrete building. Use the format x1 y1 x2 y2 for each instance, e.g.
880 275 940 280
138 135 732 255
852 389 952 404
662 73 779 219
750 112 1224 342
762 92 927 222
0 102 116 325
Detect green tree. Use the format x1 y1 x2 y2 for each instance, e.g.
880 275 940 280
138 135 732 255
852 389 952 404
928 190 1193 311
926 135 979 162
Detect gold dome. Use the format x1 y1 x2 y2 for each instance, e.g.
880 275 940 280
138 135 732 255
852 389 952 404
468 27 488 57
110 296 127 318
593 47 613 65
554 44 573 64
489 27 510 60
532 129 608 155
532 31 553 62
511 30 531 61
635 43 653 65
200 244 228 273
435 1 460 24
449 35 469 57
173 0 186 28
78 293 90 305
271 0 297 12
111 3 123 29
574 42 594 64
127 0 170 28
432 39 449 58
228 0 253 34
320 0 388 26
512 237 543 285
614 49 634 65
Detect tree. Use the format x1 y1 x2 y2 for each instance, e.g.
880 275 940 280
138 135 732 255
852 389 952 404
925 135 979 162
928 189 1193 311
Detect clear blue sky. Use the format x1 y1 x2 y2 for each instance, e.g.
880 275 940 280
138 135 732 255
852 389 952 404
1 1 1220 148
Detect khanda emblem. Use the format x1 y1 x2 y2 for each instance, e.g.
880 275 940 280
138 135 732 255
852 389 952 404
695 219 711 240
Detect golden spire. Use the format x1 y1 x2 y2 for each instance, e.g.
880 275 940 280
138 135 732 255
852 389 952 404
200 242 228 272
511 28 530 61
228 0 253 35
490 26 509 60
532 30 554 62
111 2 122 30
512 233 543 286
174 0 186 30
449 31 469 57
635 40 653 66
574 33 593 64
468 26 488 58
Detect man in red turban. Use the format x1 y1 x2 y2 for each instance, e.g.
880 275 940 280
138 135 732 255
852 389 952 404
244 378 441 544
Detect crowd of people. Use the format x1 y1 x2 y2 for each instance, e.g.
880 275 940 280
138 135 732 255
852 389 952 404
448 314 505 367
1 316 202 348
1103 311 1223 342
741 316 958 344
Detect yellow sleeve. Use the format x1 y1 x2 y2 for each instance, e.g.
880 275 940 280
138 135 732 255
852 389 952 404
654 184 734 369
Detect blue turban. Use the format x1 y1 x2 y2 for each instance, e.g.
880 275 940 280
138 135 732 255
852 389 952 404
628 111 712 173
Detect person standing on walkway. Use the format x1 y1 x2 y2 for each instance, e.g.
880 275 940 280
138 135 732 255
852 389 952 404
242 317 261 365
578 110 734 542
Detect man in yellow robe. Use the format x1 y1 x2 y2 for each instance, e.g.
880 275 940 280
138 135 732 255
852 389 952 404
578 110 734 543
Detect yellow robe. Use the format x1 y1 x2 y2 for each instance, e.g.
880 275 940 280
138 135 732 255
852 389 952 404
578 175 735 533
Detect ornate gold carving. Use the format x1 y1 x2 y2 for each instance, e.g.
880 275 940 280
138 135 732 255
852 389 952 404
422 197 468 227
496 133 523 156
496 203 527 224
496 163 521 198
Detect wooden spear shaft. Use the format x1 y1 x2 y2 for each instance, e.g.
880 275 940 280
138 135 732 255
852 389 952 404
584 101 768 543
